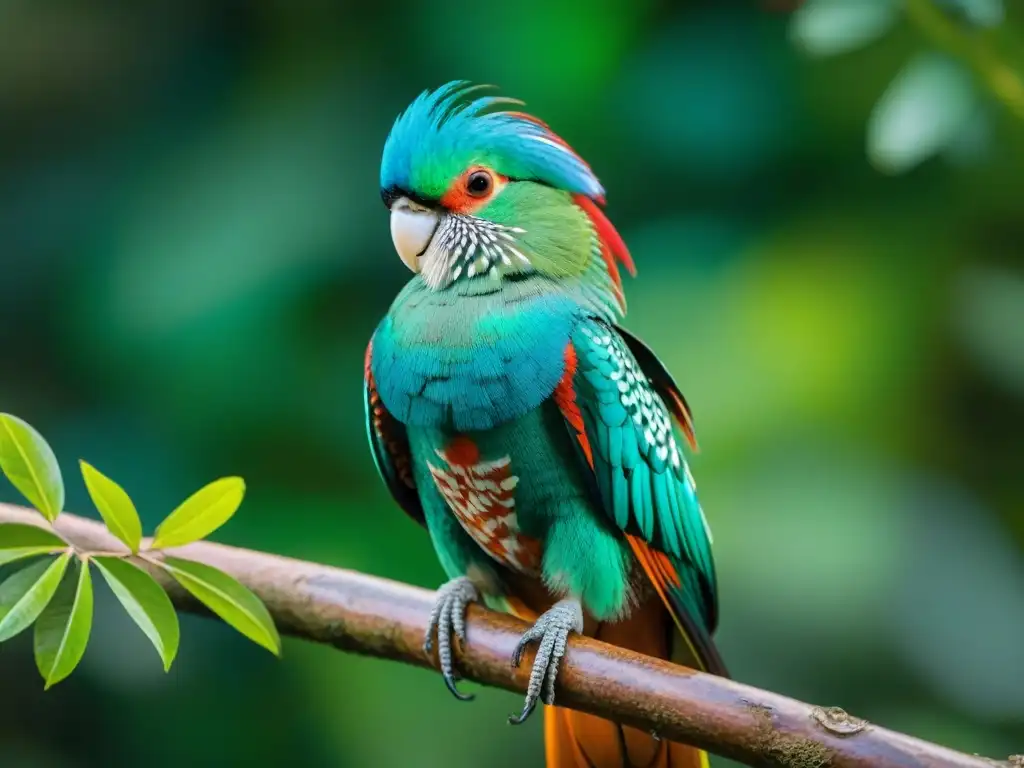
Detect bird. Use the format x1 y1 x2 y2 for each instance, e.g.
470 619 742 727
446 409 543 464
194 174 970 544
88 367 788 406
364 80 728 768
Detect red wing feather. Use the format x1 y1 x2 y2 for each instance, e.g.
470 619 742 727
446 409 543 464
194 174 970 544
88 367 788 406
364 339 423 525
553 343 594 469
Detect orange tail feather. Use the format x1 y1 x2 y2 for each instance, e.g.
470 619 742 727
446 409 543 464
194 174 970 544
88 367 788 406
506 595 710 768
544 704 708 768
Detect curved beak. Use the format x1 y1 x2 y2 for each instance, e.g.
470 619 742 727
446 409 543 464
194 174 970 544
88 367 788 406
390 197 439 273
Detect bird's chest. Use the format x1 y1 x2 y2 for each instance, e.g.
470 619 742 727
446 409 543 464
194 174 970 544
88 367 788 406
370 284 577 432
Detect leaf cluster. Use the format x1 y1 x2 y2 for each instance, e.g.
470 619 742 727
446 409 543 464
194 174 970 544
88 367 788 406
789 0 1018 173
0 413 280 689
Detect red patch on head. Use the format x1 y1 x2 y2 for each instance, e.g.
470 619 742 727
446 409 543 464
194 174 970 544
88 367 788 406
440 165 508 214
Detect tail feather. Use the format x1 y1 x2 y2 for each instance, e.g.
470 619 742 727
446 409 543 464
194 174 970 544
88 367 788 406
544 704 708 768
536 597 713 768
626 536 727 677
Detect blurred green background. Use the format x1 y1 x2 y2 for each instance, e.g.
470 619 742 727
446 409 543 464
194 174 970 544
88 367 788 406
1 0 1022 766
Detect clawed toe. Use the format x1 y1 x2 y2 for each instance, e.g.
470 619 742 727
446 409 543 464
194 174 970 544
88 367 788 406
424 576 479 702
508 599 583 725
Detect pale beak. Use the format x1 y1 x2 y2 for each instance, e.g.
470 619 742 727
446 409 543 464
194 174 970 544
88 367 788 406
390 197 439 273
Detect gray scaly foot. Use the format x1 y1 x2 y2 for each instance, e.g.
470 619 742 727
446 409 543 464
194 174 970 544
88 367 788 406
508 598 584 725
424 576 480 701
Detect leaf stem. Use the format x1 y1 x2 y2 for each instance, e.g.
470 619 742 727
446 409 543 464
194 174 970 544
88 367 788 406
74 550 131 559
905 0 1024 120
136 552 164 567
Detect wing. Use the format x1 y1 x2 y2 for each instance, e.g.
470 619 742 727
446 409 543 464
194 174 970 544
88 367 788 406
553 317 727 676
364 337 425 527
617 325 698 453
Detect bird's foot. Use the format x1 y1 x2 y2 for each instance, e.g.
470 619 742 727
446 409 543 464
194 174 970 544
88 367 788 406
424 576 480 702
508 598 583 725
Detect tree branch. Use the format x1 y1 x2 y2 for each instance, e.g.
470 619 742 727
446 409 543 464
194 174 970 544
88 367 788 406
0 504 1014 768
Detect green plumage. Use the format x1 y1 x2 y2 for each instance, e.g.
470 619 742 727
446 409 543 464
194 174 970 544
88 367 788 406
367 86 728 732
367 281 719 641
369 81 727 766
370 275 581 431
565 318 719 647
406 401 635 621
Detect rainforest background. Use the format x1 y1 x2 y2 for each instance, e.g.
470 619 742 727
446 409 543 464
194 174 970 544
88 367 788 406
0 1 1021 766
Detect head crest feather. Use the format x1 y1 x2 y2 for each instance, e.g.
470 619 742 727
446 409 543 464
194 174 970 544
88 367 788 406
380 81 605 201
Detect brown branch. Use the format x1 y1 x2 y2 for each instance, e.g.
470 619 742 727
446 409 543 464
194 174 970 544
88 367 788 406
0 503 1014 768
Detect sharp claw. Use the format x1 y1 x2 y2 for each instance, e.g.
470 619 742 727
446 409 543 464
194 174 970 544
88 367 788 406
510 625 542 668
424 576 479 704
510 636 530 668
443 671 475 701
508 696 538 725
507 599 583 726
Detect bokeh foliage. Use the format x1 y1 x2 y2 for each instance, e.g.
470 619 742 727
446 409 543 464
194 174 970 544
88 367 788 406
0 1 1021 766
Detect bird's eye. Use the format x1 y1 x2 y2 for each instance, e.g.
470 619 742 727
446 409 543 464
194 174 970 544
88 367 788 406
466 170 493 197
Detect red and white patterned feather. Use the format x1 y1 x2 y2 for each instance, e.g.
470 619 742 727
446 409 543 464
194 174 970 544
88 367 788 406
427 437 542 575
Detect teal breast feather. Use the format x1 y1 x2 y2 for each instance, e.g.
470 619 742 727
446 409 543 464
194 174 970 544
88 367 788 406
371 278 579 431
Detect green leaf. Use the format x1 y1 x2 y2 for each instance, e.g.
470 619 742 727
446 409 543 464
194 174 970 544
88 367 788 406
79 461 143 553
93 556 179 671
0 414 65 522
34 559 93 689
867 52 979 174
0 548 62 567
0 523 67 566
0 553 72 642
790 0 899 57
151 477 246 549
161 556 280 656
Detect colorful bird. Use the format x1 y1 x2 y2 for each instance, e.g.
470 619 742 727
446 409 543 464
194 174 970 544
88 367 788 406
365 81 727 768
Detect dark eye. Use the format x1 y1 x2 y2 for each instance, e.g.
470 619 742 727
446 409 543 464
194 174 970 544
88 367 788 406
466 170 492 197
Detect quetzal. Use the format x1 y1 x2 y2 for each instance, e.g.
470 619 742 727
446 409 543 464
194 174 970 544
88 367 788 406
365 81 728 768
